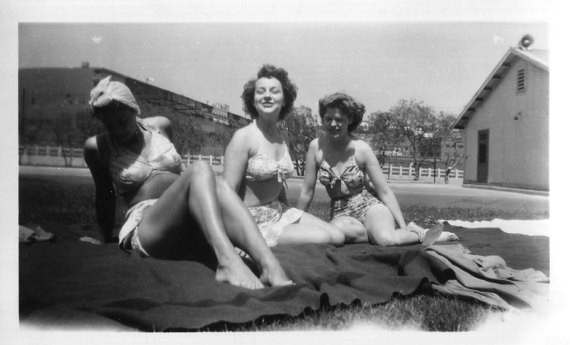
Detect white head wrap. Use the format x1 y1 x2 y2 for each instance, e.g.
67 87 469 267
89 76 141 115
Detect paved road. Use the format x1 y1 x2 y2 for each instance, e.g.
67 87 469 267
20 166 549 214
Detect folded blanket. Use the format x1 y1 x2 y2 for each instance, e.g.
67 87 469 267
19 223 549 331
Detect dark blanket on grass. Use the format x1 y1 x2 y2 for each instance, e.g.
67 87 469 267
19 223 549 331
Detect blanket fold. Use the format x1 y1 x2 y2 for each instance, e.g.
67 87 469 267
19 223 549 331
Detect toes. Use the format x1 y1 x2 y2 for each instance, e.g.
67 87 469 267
441 231 459 241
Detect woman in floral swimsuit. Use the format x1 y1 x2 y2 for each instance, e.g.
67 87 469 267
223 64 344 247
297 92 458 247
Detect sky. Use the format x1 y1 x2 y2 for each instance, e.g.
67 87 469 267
19 21 548 119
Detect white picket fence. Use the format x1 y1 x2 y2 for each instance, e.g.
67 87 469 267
18 145 464 181
19 145 87 167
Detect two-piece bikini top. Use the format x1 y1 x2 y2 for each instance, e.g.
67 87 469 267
317 154 368 199
245 121 294 184
107 120 182 196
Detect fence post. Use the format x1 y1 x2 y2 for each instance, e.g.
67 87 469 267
198 154 202 162
409 163 413 177
454 169 458 178
209 155 213 165
221 156 224 165
389 164 393 179
399 166 402 177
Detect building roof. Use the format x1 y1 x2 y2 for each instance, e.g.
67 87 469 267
452 47 549 129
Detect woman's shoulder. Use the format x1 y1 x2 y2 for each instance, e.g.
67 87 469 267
83 133 111 167
309 137 322 151
227 123 257 155
232 123 257 141
351 139 376 164
352 138 373 152
84 133 109 151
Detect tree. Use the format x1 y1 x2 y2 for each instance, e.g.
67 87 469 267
53 108 79 167
280 106 319 175
369 99 455 180
368 111 401 167
139 101 207 157
437 112 465 183
75 107 105 143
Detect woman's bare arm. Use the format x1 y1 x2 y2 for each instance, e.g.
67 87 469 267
223 127 251 193
358 141 407 231
84 135 116 243
296 139 319 211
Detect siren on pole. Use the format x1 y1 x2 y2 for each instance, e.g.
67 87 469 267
519 34 534 50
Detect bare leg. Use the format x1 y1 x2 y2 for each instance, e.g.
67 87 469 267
330 216 368 244
363 204 420 246
278 212 345 246
137 161 264 290
215 180 292 286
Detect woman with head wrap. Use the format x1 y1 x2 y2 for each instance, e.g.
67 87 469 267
297 92 459 247
84 76 292 289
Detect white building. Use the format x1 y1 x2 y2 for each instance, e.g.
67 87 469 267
453 36 549 191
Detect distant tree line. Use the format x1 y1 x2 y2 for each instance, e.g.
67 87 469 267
364 99 464 180
19 100 236 163
281 99 465 179
20 97 464 178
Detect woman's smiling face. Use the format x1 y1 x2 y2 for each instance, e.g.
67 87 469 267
253 77 284 117
323 107 351 139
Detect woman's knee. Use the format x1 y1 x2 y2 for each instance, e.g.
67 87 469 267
330 228 345 245
187 160 213 175
370 203 392 218
331 217 367 243
318 223 344 245
364 204 398 246
183 160 214 183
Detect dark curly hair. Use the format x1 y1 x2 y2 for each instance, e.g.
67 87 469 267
318 92 366 133
241 64 298 120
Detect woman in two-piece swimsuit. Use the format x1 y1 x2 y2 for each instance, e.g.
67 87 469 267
223 65 345 247
297 92 459 247
84 76 292 290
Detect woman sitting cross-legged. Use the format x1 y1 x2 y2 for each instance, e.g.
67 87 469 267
83 76 292 290
297 92 458 247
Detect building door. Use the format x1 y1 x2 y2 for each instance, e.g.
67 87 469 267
477 129 489 183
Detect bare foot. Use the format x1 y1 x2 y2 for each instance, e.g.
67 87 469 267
215 259 264 290
259 263 294 287
439 231 459 241
422 223 443 247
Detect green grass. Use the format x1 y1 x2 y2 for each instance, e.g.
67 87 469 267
202 295 498 332
18 176 547 332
